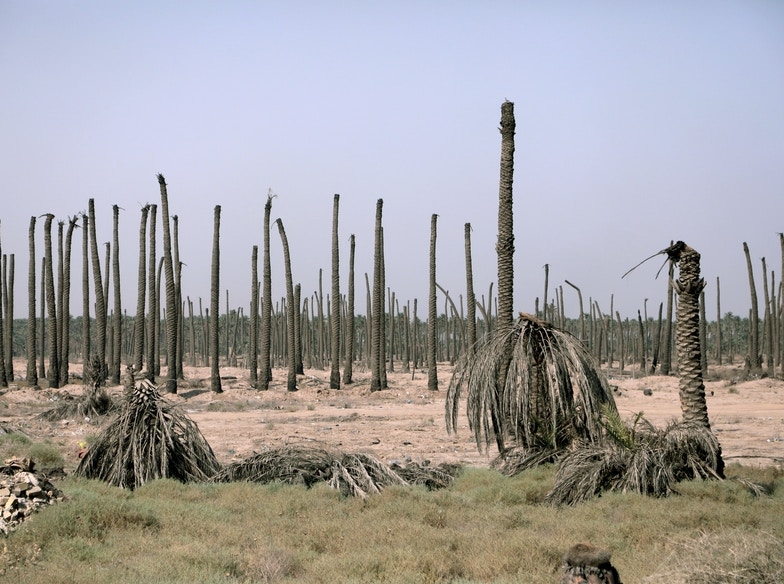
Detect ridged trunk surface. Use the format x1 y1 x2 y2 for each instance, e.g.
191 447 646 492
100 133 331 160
43 215 59 388
146 205 157 381
427 214 438 391
133 206 149 374
88 199 106 381
330 194 341 389
276 219 298 392
342 234 355 385
259 196 273 390
210 205 222 394
157 175 177 393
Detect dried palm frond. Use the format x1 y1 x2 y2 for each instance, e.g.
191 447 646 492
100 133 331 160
37 387 117 422
74 379 220 489
545 417 724 505
391 461 462 490
491 446 559 476
212 445 460 498
446 312 616 454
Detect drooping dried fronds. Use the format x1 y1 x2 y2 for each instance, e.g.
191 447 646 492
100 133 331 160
74 379 220 489
212 445 461 498
36 387 116 422
446 313 616 455
545 417 724 506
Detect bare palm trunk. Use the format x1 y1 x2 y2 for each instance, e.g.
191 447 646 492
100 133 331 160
43 214 60 388
59 217 78 386
81 214 90 368
276 218 297 392
249 245 259 388
259 194 273 390
26 217 37 386
330 194 341 389
343 233 355 385
133 206 149 375
88 199 107 382
4 254 14 382
464 223 477 356
146 205 157 381
743 242 761 370
427 214 439 391
110 205 122 385
0 226 7 387
157 174 177 393
210 205 222 394
370 200 383 392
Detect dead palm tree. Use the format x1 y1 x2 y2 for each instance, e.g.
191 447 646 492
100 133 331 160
146 204 157 381
330 194 341 390
661 257 675 375
427 214 438 391
110 205 122 385
343 233 356 385
464 223 476 356
249 245 259 388
81 213 90 369
43 214 60 388
59 216 78 386
132 205 149 375
26 216 37 386
157 174 177 394
4 253 14 382
259 193 273 390
497 100 515 332
743 242 761 370
276 218 297 392
0 225 6 387
370 199 384 392
88 199 107 382
210 205 222 394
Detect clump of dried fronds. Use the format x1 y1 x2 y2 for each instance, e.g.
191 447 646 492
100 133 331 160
391 461 462 490
36 386 117 422
491 446 559 476
643 528 784 583
74 379 220 490
447 312 616 454
212 445 461 498
545 415 723 506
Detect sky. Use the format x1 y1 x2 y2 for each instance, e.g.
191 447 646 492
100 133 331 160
1 1 783 322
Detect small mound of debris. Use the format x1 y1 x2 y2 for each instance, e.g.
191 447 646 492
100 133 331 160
0 457 65 535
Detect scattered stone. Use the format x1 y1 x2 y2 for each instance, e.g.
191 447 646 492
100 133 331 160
0 457 65 536
643 388 653 396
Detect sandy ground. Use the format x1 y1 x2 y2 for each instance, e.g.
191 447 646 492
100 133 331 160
1 359 782 473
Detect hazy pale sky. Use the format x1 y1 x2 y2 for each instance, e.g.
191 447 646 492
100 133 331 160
1 1 782 321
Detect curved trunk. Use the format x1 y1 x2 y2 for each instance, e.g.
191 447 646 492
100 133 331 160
210 205 222 394
88 199 106 381
330 194 341 389
157 174 177 393
259 195 273 390
427 214 439 391
743 242 760 370
276 218 297 391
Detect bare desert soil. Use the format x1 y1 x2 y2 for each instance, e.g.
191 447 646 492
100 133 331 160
1 359 782 474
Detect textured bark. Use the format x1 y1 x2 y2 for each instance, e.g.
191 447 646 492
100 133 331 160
146 205 157 380
110 205 122 385
0 227 6 387
26 217 38 386
464 223 477 356
715 276 722 365
249 245 259 388
157 174 177 393
343 234 355 385
276 218 298 392
743 242 761 369
133 206 149 374
370 200 383 392
81 214 90 367
496 100 516 332
4 254 14 382
259 195 273 390
88 199 106 381
173 216 183 380
661 258 675 375
210 205 222 394
330 194 341 389
59 217 78 386
427 214 439 391
43 215 59 388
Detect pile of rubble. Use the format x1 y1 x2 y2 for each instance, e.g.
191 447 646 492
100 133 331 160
0 457 65 535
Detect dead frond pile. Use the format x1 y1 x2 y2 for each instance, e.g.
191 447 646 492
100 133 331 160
212 445 461 498
37 387 116 422
491 446 559 476
545 414 723 505
74 379 220 489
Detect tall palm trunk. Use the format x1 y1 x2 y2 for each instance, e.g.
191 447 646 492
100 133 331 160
343 233 355 385
210 205 222 394
294 284 303 375
249 245 259 388
157 174 177 393
0 226 6 388
56 221 64 380
259 194 273 390
2 253 13 384
743 242 761 370
427 214 439 391
276 218 297 392
59 217 78 386
173 215 183 380
110 205 122 385
661 258 675 375
496 100 516 332
133 205 149 374
715 277 722 365
39 257 46 380
88 199 107 381
26 217 38 386
81 213 90 367
43 214 59 388
330 194 341 389
370 199 384 392
464 223 477 356
146 205 157 380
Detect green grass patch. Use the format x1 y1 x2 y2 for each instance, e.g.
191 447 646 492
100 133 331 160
1 466 782 583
